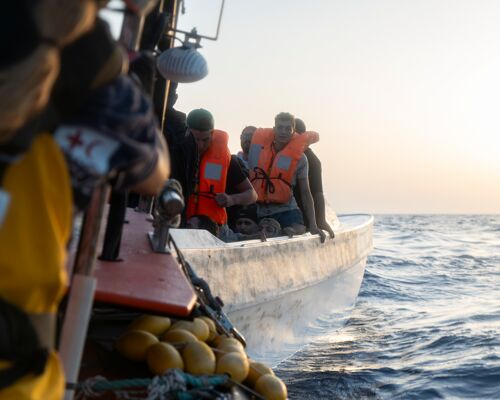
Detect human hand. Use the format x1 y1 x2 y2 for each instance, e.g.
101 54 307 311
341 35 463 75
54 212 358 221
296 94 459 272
310 226 326 243
282 226 295 238
214 193 234 207
319 221 335 239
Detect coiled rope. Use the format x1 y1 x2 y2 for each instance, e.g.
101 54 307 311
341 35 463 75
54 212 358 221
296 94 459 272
71 369 231 400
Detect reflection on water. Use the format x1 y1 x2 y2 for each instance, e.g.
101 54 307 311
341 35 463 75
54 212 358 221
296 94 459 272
276 215 500 399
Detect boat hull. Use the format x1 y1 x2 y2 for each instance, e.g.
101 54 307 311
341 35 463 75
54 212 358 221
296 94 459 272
228 257 366 365
170 214 373 364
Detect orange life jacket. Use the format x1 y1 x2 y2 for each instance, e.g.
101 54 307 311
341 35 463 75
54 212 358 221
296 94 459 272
248 128 319 204
186 129 231 225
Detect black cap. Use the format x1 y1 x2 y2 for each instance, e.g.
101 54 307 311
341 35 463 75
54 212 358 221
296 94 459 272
187 108 214 131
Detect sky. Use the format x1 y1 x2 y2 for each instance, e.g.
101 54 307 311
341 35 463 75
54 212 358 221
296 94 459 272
107 1 500 214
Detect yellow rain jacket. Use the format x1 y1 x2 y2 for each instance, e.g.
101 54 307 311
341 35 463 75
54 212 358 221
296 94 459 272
0 133 72 399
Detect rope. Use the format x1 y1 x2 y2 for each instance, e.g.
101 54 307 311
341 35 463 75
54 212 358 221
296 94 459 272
177 389 232 400
192 191 217 200
251 166 292 195
251 166 276 194
76 375 107 398
147 369 186 399
72 369 231 399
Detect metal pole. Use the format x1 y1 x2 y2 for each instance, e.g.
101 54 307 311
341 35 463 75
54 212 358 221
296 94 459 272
59 185 110 400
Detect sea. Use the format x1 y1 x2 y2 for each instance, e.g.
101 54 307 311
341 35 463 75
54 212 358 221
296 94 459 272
275 215 500 399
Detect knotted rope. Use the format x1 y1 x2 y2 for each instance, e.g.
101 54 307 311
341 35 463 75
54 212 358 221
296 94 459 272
72 369 231 400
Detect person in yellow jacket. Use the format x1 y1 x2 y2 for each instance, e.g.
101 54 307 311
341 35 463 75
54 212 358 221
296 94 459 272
0 3 169 399
0 134 73 400
0 2 97 398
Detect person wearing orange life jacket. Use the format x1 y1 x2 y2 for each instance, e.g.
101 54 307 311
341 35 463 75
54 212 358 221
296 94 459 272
185 109 257 234
248 112 326 242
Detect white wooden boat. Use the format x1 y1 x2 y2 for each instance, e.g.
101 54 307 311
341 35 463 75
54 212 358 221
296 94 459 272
170 212 373 365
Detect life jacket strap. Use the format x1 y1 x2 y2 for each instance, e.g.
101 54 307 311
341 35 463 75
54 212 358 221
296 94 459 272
276 172 292 189
251 167 293 195
194 192 217 200
192 184 217 200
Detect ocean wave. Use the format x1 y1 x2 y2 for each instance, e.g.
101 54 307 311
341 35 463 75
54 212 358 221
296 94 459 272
279 215 500 399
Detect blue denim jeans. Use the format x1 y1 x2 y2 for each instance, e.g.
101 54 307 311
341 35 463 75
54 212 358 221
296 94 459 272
267 208 304 228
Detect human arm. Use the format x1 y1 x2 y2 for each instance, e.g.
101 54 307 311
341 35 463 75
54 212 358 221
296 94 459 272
297 173 326 243
313 192 334 238
56 75 172 210
282 225 306 238
99 76 170 196
129 134 170 195
215 178 257 207
305 150 334 238
215 157 257 207
237 231 267 242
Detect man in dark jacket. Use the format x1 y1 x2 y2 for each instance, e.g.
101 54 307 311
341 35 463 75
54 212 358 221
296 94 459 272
166 107 256 226
162 82 197 222
294 118 334 238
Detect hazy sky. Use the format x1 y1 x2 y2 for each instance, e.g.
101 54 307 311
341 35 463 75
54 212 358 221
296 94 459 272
108 1 500 214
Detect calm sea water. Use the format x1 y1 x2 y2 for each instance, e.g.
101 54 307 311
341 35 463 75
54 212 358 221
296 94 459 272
276 215 500 399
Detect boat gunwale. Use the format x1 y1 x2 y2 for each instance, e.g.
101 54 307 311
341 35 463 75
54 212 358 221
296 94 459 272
171 214 374 251
174 214 373 312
